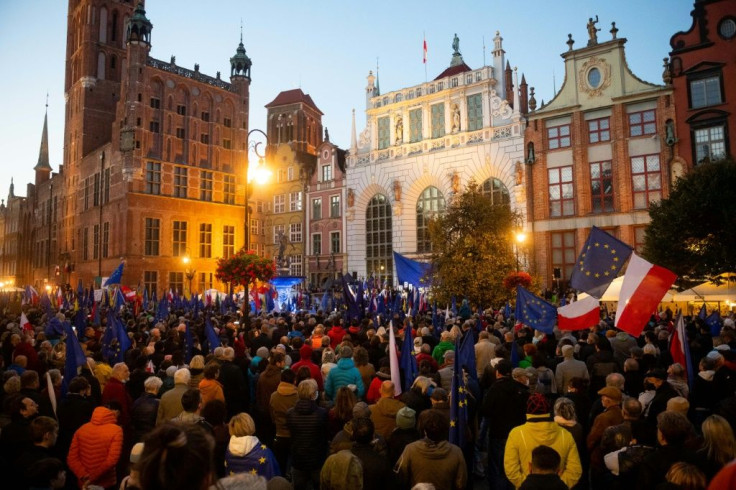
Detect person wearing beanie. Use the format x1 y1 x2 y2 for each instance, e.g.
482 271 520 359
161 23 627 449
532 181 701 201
325 345 365 400
387 406 421 466
555 344 589 395
504 393 582 489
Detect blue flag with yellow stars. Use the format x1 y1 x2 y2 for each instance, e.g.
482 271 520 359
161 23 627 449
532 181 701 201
570 226 633 299
515 286 557 334
449 342 468 448
224 442 281 479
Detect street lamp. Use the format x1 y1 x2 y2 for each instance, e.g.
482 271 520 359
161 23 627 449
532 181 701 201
182 255 196 297
515 231 527 272
244 129 272 252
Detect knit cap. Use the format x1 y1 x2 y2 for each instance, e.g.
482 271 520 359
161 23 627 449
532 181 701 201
526 393 551 415
395 406 416 429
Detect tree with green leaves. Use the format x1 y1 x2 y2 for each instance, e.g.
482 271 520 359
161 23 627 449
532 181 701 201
427 180 521 307
644 159 736 283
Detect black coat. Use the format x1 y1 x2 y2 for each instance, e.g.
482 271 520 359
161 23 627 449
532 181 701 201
645 382 679 424
130 393 159 443
56 393 94 456
286 399 328 470
387 427 421 466
481 376 529 440
352 442 392 490
218 360 249 418
636 444 696 490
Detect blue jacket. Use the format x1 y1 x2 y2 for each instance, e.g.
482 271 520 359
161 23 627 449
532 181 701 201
224 435 280 479
325 358 365 400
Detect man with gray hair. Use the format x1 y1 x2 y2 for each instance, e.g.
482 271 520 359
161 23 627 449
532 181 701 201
555 344 589 394
156 367 190 425
102 362 131 426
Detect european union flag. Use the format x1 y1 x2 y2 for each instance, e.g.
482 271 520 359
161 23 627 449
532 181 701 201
449 342 468 448
570 226 633 298
62 321 86 395
400 325 418 392
103 311 131 364
458 329 477 380
698 303 707 321
515 286 557 334
706 310 722 337
205 315 220 354
103 261 125 287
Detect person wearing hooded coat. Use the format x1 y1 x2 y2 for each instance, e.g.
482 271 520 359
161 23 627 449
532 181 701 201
325 346 365 401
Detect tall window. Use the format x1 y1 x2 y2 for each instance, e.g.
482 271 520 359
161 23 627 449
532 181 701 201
199 223 212 258
590 161 614 213
289 255 303 276
174 167 188 198
312 233 322 255
588 117 611 143
330 195 340 218
103 168 110 203
145 218 160 255
331 231 341 254
629 110 656 137
551 231 576 282
102 222 109 258
199 272 213 291
481 178 511 207
145 162 161 194
694 125 726 163
431 103 445 138
93 225 100 260
93 173 101 206
200 171 213 201
366 194 393 285
634 226 647 254
250 219 259 238
274 224 285 244
409 108 422 142
223 225 235 258
223 175 235 204
690 76 722 108
172 221 187 257
416 186 446 253
547 125 571 149
169 272 184 294
631 154 661 209
321 164 332 182
467 94 483 131
144 271 158 297
274 195 285 213
290 223 302 243
378 117 390 149
312 198 322 220
548 166 574 217
290 192 302 212
83 228 89 260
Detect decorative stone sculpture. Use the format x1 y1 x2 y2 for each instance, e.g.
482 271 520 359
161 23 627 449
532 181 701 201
587 15 600 46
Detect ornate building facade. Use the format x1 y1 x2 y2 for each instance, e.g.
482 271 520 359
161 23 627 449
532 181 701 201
346 33 528 283
524 19 676 289
20 1 255 293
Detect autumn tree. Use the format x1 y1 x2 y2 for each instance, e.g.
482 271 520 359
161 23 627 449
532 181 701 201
427 180 521 307
644 158 736 283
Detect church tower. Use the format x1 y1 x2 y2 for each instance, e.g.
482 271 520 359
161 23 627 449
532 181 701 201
34 104 53 185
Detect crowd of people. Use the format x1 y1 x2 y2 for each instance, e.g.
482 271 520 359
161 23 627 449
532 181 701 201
1 296 736 490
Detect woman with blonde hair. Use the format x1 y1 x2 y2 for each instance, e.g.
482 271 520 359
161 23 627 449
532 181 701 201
664 462 707 490
188 355 205 388
225 412 280 479
696 414 736 480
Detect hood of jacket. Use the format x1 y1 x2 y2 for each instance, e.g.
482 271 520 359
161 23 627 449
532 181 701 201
276 382 298 396
336 358 357 370
375 397 405 417
199 378 222 395
91 406 118 425
300 344 313 361
520 414 563 446
228 435 260 457
413 439 455 459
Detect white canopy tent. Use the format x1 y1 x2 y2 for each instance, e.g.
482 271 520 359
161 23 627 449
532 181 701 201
578 275 676 302
672 273 736 303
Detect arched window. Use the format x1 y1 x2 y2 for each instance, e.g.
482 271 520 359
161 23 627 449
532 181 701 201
97 52 106 80
366 194 393 285
99 7 107 43
416 186 445 253
481 177 510 207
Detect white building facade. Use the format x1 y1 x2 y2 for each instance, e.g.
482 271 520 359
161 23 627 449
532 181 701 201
345 33 529 284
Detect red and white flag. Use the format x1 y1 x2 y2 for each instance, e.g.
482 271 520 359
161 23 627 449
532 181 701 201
669 314 692 383
558 296 600 331
388 321 402 397
615 253 677 336
423 38 428 64
20 312 33 333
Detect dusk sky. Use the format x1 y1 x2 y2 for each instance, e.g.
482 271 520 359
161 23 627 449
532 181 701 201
0 0 693 199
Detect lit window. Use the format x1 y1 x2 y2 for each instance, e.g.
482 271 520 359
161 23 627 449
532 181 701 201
590 161 614 213
551 231 576 282
274 195 285 214
416 186 446 253
200 171 213 201
199 223 212 258
290 192 303 212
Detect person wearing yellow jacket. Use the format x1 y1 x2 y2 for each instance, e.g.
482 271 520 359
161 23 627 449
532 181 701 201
504 393 582 489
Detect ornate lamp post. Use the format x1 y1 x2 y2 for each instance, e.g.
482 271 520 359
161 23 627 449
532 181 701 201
182 255 196 297
244 129 272 252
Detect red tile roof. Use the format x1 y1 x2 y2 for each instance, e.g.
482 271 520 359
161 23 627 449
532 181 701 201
265 88 323 114
434 62 472 81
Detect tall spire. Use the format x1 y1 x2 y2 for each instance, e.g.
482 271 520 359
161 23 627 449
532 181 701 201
351 109 357 152
34 101 52 172
9 178 14 198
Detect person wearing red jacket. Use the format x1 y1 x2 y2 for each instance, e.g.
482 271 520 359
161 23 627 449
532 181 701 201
102 363 132 428
327 324 346 349
67 406 124 488
291 344 324 391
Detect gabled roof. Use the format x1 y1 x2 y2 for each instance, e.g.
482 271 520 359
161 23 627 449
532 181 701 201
434 62 472 81
265 88 323 115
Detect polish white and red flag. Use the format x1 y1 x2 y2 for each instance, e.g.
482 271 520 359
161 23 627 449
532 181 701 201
423 38 428 64
615 253 677 336
558 296 600 331
20 311 33 333
670 314 694 387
